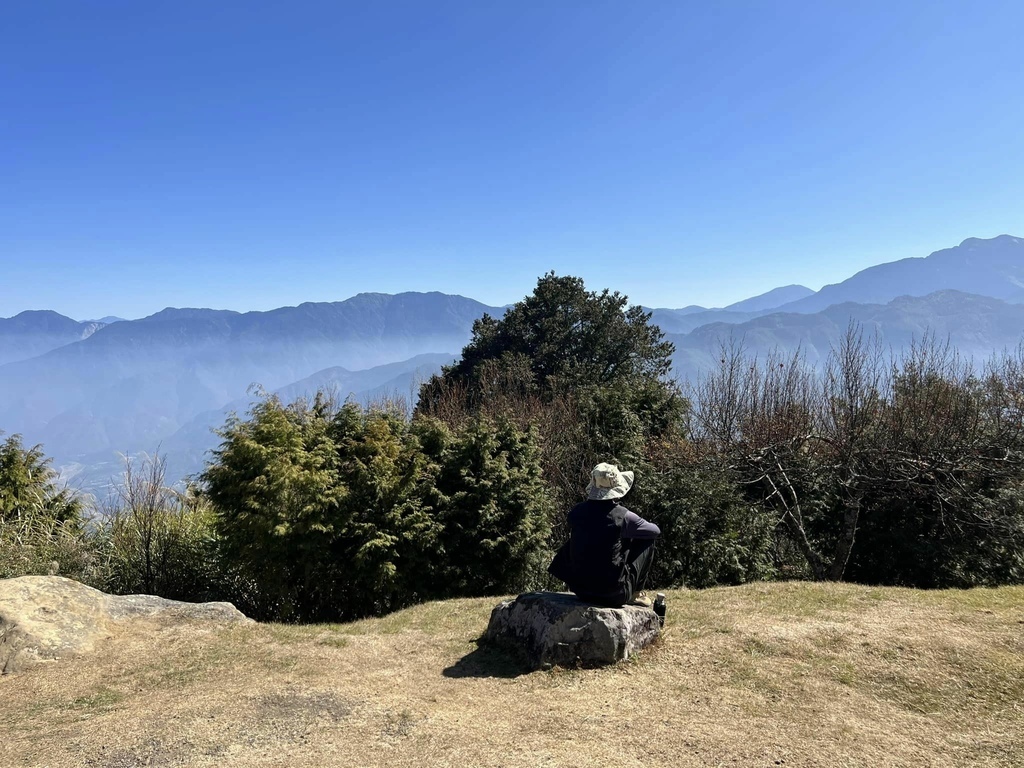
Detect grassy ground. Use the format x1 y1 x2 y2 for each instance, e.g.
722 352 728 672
2 581 1023 767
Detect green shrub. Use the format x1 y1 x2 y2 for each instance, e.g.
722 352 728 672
416 416 554 597
92 454 223 602
0 432 82 528
0 433 95 581
202 395 554 622
635 450 776 589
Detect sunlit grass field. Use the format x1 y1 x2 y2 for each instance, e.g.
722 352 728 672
3 581 1022 767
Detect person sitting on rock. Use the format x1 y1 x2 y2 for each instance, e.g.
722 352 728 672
548 462 660 608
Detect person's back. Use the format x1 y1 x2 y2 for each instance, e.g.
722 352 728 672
566 499 629 600
549 463 660 607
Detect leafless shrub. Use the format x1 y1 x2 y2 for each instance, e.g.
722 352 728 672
689 324 1024 582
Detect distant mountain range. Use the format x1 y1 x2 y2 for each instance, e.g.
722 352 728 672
769 235 1024 314
2 234 1023 493
0 293 497 493
650 235 1024 334
670 290 1024 382
722 284 815 313
0 311 105 366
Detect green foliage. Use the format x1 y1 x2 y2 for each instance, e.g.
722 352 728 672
419 273 685 457
448 273 673 386
417 272 686 557
0 434 93 581
203 395 352 620
94 454 223 601
0 432 81 526
202 396 552 621
634 444 777 589
328 404 442 618
416 417 554 597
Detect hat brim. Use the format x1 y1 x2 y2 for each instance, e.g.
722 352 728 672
586 470 634 501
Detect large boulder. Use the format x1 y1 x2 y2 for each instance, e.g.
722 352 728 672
0 576 251 674
485 591 661 670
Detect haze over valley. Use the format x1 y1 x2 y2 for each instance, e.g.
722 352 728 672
2 234 1024 494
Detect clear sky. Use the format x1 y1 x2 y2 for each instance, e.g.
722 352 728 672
3 1 1023 320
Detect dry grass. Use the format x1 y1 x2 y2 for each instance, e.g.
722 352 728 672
2 582 1023 767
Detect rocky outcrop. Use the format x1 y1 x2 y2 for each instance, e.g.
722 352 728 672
0 576 251 674
485 591 660 670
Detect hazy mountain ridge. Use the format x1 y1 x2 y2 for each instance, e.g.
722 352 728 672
723 284 814 312
772 235 1024 314
648 307 762 334
647 285 813 334
0 310 105 366
670 290 1024 382
650 234 1022 334
83 316 127 324
0 294 498 491
4 235 1024 491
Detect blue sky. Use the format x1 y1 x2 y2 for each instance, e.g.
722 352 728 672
3 1 1023 319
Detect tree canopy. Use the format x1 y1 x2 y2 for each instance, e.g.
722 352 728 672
422 272 676 398
417 273 686 489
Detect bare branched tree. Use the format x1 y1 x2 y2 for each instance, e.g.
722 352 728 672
689 324 1024 582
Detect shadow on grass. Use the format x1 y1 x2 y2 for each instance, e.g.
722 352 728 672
442 637 530 679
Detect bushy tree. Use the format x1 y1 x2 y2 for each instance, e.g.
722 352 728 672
418 273 686 527
203 395 353 620
635 441 776 588
202 395 553 621
416 416 554 597
327 403 443 618
0 433 92 580
0 433 81 526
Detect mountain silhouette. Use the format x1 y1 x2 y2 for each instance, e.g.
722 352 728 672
772 235 1024 314
0 311 104 366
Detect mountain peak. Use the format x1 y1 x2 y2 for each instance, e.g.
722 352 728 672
770 235 1024 315
958 234 1023 249
140 307 241 323
724 284 815 313
0 311 103 365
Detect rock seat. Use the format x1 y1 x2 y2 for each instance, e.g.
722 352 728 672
0 576 252 674
485 590 660 670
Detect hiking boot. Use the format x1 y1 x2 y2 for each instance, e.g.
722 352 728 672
629 591 653 608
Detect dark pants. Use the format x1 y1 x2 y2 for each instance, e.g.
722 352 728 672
575 539 657 607
623 538 656 595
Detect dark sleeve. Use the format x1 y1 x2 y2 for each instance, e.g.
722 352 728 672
547 539 573 583
622 510 660 539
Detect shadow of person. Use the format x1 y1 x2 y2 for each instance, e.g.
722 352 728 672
442 637 530 679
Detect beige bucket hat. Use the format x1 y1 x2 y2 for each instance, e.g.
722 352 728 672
586 462 635 501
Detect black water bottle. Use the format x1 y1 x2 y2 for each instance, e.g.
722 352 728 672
653 593 666 626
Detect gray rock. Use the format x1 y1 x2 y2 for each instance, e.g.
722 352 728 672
0 576 251 674
485 591 661 670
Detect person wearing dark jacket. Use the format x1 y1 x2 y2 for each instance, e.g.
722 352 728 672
548 462 660 607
